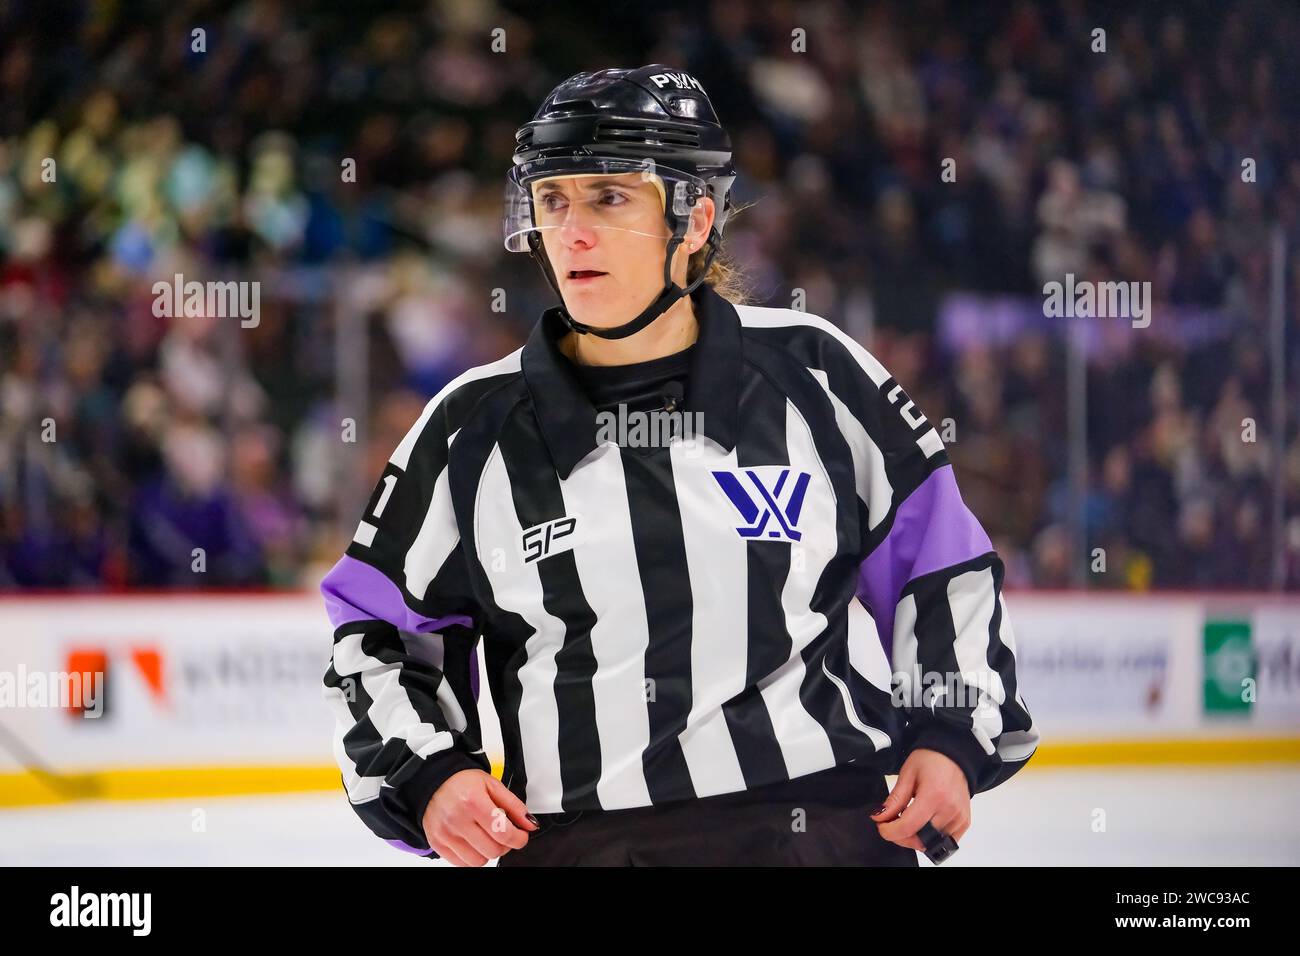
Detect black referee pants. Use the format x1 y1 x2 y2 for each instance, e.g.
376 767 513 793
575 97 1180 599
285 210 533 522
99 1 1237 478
497 767 918 867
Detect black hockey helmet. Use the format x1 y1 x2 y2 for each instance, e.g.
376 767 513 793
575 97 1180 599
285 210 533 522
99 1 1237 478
504 64 737 339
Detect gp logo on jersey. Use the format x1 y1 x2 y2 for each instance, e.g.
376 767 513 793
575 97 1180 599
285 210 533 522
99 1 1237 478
711 467 811 541
520 515 582 564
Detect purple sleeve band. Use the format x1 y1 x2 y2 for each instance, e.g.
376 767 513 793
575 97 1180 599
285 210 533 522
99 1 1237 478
321 554 474 635
385 838 432 856
856 465 993 658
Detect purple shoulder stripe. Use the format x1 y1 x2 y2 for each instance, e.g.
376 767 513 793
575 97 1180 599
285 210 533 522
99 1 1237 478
856 465 993 657
321 554 474 635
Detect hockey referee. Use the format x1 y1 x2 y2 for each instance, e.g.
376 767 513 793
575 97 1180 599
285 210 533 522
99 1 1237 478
321 64 1039 866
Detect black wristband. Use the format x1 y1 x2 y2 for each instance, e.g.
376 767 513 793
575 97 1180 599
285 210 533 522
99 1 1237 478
917 822 960 864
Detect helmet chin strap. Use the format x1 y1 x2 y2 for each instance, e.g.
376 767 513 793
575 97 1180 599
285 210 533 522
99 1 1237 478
528 227 721 341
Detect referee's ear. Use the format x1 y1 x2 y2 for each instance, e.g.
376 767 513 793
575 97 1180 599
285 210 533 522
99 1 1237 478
487 774 540 830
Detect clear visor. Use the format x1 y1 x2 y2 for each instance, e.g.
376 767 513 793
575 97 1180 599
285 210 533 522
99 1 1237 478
503 156 710 253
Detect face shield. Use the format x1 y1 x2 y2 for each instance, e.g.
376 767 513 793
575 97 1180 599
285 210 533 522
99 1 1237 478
503 156 711 253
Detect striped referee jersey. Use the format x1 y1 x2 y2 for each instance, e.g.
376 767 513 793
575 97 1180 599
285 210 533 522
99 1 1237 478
321 282 1039 857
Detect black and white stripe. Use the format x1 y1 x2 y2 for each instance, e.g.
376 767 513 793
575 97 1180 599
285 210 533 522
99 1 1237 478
321 283 1039 853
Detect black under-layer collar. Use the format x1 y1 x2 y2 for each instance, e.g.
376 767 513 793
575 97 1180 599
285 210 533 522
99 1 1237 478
521 282 742 478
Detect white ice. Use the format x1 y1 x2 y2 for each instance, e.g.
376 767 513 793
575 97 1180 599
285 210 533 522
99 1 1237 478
1 766 1297 866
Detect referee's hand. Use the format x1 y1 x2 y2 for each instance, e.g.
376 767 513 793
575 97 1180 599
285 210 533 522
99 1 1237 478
421 769 540 866
869 749 971 853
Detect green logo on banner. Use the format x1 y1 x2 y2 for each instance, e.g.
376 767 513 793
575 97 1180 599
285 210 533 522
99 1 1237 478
1203 620 1254 713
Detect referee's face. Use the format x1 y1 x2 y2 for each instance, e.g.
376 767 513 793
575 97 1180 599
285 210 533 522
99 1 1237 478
531 172 703 331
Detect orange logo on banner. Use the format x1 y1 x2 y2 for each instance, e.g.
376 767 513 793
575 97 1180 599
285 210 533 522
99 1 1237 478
61 645 167 718
129 648 166 702
63 648 105 717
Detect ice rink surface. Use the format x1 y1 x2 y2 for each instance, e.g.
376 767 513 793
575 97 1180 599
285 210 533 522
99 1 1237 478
2 765 1297 866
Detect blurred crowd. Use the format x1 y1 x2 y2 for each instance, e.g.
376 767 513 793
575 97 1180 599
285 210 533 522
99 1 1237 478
1 0 1297 590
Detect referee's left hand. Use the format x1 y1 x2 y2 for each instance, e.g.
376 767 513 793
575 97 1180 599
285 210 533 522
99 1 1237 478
869 749 971 852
